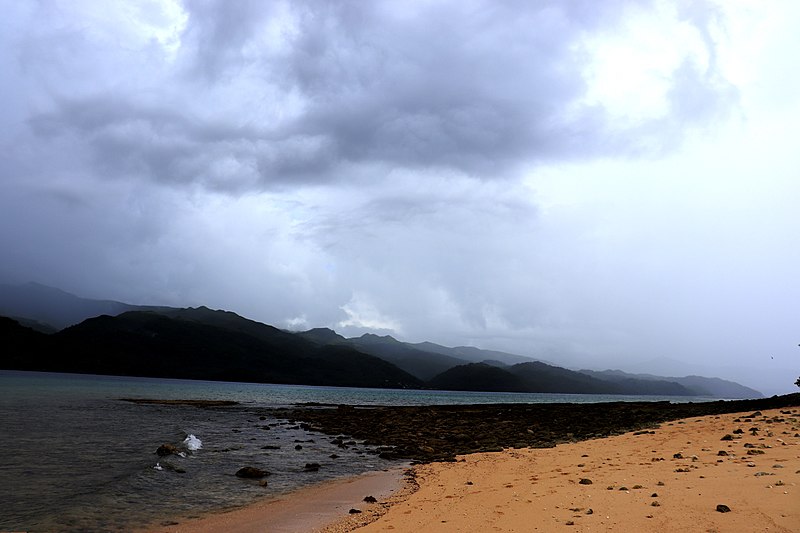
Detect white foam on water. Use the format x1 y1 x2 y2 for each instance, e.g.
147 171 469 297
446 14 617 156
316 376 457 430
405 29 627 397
183 434 202 451
153 463 163 471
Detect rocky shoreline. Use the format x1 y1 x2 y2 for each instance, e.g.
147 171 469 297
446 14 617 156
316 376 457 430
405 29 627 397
271 393 800 463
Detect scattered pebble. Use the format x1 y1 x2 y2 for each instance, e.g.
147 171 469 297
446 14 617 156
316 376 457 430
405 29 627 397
716 504 731 513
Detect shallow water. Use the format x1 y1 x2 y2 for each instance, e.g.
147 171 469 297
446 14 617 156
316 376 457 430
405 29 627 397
0 370 717 531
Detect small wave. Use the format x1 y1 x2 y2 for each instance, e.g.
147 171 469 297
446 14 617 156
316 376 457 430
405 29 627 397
153 463 163 471
183 434 202 451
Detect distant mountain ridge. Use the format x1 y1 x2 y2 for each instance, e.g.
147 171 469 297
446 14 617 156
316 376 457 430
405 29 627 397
0 282 764 398
578 369 763 400
2 311 422 389
0 282 170 330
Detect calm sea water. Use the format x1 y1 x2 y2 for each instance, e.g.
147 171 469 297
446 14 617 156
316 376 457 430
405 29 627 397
0 370 716 532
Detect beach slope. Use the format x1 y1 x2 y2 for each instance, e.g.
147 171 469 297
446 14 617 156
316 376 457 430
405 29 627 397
330 407 799 532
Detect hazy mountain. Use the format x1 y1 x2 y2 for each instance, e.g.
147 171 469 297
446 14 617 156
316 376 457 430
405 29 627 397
0 282 169 330
297 327 348 345
426 360 697 395
344 334 470 381
2 312 422 389
0 282 766 397
296 332 544 381
508 361 620 394
579 369 763 399
428 363 529 392
409 341 539 366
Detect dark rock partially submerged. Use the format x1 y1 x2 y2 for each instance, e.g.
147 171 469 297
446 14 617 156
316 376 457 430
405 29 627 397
235 467 270 479
156 444 180 457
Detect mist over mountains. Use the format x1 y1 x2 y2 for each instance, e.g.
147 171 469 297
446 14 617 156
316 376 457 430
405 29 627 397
1 283 764 398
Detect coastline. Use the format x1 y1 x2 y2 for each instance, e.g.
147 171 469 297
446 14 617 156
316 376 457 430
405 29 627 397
151 403 799 533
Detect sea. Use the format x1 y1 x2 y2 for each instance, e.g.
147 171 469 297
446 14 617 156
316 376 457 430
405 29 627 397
0 370 718 532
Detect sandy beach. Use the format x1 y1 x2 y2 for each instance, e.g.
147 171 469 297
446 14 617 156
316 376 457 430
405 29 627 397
333 406 800 533
147 404 799 533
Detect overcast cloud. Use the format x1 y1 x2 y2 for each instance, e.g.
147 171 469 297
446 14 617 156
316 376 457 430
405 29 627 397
1 0 798 394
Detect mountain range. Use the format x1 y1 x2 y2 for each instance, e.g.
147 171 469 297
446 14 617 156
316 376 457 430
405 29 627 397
0 282 763 398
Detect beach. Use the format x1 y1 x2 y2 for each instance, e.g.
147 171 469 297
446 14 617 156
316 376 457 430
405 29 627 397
149 403 799 532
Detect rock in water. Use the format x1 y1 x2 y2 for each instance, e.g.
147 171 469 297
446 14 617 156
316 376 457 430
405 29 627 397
156 444 180 457
304 463 321 472
716 504 731 513
363 495 378 503
236 466 269 479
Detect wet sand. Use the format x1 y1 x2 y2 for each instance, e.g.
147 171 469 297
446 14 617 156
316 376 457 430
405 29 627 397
141 467 407 533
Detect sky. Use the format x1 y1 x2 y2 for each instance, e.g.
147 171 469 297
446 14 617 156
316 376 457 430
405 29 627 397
1 0 798 394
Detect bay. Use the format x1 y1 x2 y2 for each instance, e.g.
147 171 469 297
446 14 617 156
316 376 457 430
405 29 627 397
0 370 716 532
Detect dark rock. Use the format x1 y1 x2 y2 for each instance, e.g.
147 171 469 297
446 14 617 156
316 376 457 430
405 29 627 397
673 452 683 459
363 495 378 503
236 466 269 479
651 493 658 497
267 394 800 465
717 450 729 456
156 444 180 457
579 478 592 485
349 508 362 514
304 463 321 472
295 445 303 450
716 504 731 513
329 454 340 459
585 508 593 515
262 445 281 450
733 428 744 434
720 434 733 441
160 462 186 474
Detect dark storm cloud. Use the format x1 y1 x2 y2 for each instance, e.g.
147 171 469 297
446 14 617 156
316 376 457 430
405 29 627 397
20 0 735 191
